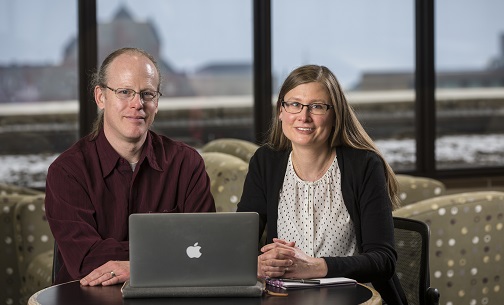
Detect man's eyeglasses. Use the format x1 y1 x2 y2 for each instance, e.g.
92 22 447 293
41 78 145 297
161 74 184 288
103 85 162 103
281 101 334 115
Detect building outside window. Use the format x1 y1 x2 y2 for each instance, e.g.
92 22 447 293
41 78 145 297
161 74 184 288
1 0 503 189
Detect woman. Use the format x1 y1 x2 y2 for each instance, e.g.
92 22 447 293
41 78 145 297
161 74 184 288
237 65 407 305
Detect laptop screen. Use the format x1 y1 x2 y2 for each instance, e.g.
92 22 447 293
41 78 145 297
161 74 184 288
129 212 259 288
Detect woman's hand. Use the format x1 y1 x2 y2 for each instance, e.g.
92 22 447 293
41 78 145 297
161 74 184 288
80 260 130 286
265 238 328 279
257 239 296 278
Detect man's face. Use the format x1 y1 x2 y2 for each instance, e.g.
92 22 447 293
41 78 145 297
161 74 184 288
95 52 159 146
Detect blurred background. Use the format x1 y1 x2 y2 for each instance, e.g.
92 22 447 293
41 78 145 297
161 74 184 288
1 0 503 189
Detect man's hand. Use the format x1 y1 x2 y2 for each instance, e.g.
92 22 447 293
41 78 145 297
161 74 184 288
80 260 130 286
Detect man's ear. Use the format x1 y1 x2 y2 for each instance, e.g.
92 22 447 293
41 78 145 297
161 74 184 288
95 86 105 110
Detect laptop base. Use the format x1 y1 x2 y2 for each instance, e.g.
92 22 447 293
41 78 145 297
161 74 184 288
121 280 264 298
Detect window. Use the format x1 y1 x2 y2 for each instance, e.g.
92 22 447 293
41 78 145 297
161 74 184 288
1 0 503 190
273 0 415 171
435 0 504 169
0 0 78 189
97 0 254 147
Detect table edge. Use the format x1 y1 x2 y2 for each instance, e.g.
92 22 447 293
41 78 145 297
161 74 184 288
358 283 382 305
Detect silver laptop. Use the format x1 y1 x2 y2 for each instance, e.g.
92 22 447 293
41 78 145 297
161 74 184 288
129 212 259 288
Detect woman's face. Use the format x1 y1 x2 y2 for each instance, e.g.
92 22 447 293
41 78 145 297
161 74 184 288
279 82 335 151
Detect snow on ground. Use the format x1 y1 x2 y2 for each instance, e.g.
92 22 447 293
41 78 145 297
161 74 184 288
0 154 58 189
1 134 503 189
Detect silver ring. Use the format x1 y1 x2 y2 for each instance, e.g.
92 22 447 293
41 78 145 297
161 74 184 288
110 271 116 277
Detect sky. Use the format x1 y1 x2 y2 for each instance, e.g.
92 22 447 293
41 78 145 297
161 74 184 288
0 0 503 88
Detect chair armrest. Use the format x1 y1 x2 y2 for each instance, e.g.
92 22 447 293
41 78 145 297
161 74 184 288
20 250 53 304
426 287 440 305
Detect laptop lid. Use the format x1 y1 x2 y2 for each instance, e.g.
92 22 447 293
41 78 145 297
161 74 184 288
129 212 259 288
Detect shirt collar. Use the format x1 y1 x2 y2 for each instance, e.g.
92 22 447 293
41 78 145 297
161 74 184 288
142 131 163 172
96 129 163 177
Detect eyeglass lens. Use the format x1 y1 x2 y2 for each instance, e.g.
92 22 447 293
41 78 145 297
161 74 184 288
116 89 157 102
106 86 159 102
282 101 329 115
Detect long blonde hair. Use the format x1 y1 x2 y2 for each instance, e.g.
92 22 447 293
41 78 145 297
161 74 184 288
268 65 400 210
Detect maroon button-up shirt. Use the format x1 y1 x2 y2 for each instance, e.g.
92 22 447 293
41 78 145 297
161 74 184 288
45 129 215 284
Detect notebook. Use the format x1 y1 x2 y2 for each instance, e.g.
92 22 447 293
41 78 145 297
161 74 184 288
128 212 259 288
265 277 356 289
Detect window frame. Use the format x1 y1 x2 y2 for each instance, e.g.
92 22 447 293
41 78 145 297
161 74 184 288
77 0 504 181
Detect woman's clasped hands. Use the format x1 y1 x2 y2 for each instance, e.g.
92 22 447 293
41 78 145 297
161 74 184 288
258 238 328 279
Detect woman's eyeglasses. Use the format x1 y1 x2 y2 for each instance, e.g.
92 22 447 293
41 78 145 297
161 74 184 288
281 101 333 115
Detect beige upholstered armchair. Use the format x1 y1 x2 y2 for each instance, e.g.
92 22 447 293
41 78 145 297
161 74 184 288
201 138 259 163
201 152 249 212
393 191 504 305
0 190 53 305
396 174 446 207
15 194 54 303
0 194 25 305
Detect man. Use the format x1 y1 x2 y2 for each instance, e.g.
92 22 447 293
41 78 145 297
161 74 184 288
45 48 215 286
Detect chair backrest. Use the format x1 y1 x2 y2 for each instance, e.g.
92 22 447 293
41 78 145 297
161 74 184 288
201 138 259 162
393 191 504 305
396 174 446 207
0 183 43 196
394 217 439 305
200 152 249 212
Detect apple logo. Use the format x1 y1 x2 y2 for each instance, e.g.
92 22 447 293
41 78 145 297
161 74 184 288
186 242 202 258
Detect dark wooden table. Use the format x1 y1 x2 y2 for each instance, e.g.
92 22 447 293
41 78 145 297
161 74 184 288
29 280 381 305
